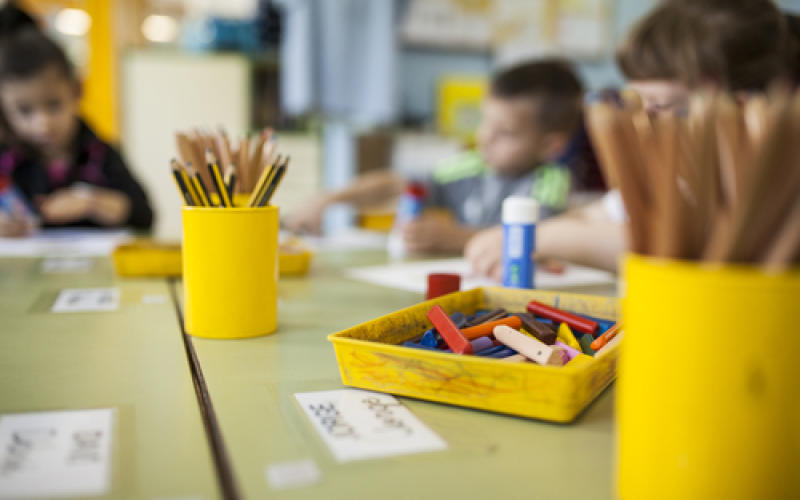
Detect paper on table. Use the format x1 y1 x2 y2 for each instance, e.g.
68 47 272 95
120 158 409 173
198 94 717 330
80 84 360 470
345 258 616 293
0 408 114 499
0 228 131 257
286 228 387 252
294 389 447 462
51 288 120 313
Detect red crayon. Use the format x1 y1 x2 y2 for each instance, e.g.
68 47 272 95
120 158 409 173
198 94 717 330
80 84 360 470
526 300 598 334
426 305 473 354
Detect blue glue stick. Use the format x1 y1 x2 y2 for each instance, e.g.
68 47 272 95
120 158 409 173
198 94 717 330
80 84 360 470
502 196 539 289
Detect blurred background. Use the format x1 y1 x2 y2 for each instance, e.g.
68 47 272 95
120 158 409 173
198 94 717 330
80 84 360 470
20 0 800 239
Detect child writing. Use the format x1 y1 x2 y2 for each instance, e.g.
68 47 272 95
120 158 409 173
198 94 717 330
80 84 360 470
0 27 153 237
465 0 799 277
286 59 594 254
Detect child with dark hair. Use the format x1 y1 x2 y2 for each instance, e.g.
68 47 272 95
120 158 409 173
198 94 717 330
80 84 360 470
0 28 153 236
286 58 591 254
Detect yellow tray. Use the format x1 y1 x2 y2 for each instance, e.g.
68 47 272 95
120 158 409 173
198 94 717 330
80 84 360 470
328 287 619 423
112 241 182 277
112 240 312 277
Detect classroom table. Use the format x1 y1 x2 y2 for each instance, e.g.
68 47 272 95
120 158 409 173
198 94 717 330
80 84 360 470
1 247 618 500
174 249 618 500
0 257 220 500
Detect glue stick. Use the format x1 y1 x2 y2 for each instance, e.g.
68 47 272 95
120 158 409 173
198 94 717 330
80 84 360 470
388 181 427 258
502 196 539 288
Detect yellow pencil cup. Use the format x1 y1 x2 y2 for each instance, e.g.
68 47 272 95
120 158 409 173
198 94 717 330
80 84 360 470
618 254 800 500
182 206 279 339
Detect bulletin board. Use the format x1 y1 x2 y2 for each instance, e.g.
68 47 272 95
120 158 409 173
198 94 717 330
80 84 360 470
400 0 614 61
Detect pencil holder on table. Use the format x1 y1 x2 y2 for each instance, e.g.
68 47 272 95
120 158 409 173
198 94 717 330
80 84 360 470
617 254 800 499
182 206 279 339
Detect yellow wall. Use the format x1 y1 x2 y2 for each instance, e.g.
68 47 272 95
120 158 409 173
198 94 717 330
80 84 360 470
81 0 117 141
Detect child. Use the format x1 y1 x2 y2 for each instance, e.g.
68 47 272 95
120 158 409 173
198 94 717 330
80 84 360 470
465 0 798 276
286 59 591 254
0 28 153 237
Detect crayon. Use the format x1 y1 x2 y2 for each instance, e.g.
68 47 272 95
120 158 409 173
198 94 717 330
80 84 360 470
427 305 473 354
460 316 521 340
493 325 565 366
526 300 598 334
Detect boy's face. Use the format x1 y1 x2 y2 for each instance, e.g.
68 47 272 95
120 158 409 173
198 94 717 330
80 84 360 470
477 95 558 176
627 80 690 115
0 65 80 155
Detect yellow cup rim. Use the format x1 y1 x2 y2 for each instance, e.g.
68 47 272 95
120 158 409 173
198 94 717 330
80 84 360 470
182 205 279 213
624 253 800 286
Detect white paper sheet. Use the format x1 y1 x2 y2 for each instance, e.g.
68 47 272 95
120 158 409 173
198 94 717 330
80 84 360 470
289 228 388 252
345 258 616 293
51 288 120 313
0 229 130 257
0 408 114 499
294 389 447 462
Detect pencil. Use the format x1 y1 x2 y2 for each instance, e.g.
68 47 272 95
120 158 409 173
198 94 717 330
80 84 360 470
587 90 800 269
171 158 199 206
247 155 280 207
187 163 212 207
257 156 289 207
207 150 232 208
170 162 194 206
224 164 236 202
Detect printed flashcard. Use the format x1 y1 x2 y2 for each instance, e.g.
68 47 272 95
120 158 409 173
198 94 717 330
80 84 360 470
0 408 114 499
51 288 120 313
294 389 447 462
40 258 92 274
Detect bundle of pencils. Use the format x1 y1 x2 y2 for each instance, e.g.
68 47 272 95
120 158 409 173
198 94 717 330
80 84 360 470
174 127 277 195
587 89 800 271
170 151 289 208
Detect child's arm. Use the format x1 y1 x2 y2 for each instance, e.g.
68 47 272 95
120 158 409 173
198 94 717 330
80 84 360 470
465 198 626 277
403 214 478 254
285 169 405 234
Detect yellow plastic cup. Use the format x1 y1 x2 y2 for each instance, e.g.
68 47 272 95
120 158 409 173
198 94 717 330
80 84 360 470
182 206 279 339
618 254 800 499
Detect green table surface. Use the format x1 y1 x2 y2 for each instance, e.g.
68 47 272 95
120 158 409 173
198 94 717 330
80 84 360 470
0 257 219 500
178 250 618 500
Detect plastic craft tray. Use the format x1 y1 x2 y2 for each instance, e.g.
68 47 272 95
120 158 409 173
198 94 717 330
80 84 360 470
328 287 618 423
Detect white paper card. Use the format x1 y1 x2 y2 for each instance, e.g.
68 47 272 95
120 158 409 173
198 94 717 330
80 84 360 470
294 389 447 462
51 288 120 313
346 258 616 293
265 459 321 490
0 408 114 499
40 258 92 274
0 229 130 257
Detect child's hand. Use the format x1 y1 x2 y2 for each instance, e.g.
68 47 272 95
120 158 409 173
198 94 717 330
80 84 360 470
284 198 328 235
402 214 475 254
465 225 568 280
464 225 503 280
38 186 130 226
0 211 37 237
37 187 93 224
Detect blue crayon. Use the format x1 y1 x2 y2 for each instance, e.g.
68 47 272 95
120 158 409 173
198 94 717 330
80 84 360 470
420 329 441 347
475 344 507 356
449 311 467 328
484 348 517 358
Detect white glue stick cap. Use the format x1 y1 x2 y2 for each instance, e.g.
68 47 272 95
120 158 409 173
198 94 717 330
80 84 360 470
502 196 539 224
